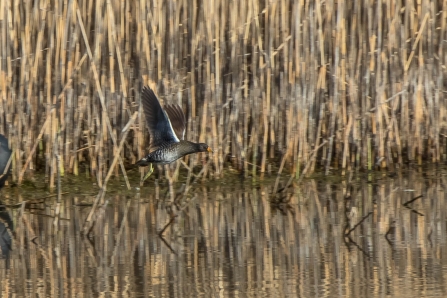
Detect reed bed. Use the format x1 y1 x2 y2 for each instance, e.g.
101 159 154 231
0 0 446 185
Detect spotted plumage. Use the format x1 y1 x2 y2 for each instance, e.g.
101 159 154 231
136 86 212 180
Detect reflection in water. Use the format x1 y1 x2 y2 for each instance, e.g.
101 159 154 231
0 171 447 297
0 203 12 259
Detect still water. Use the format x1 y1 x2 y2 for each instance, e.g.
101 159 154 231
0 170 446 297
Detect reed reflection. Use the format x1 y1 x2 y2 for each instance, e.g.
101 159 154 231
0 171 446 297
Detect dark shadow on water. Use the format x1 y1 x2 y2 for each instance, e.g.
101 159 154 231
0 202 13 260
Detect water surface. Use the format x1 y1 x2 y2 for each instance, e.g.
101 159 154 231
0 170 446 297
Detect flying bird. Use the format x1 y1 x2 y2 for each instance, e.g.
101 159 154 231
136 86 212 181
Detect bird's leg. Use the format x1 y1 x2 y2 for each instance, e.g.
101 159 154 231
142 163 154 181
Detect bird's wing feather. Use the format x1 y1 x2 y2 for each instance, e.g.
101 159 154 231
141 86 179 151
164 104 186 140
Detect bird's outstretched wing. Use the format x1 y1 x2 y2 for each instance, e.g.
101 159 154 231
141 86 180 151
164 104 186 140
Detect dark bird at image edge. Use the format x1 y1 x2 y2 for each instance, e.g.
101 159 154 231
0 134 12 259
0 135 11 187
135 86 212 180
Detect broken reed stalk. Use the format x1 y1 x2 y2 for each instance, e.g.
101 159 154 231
103 111 137 185
1 0 445 186
82 111 137 234
76 6 130 188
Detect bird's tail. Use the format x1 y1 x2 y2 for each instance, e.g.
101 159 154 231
123 164 137 171
123 158 150 171
134 158 151 167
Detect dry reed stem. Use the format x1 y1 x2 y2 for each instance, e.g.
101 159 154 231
404 13 429 72
103 111 137 185
18 112 52 183
82 111 137 233
76 5 129 187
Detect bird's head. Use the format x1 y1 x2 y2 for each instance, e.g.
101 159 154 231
197 143 213 153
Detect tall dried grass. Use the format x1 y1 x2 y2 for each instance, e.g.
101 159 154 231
0 0 445 185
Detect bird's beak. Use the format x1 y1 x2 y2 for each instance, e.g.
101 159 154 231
207 147 213 153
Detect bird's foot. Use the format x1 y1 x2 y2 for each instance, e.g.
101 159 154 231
142 163 154 181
